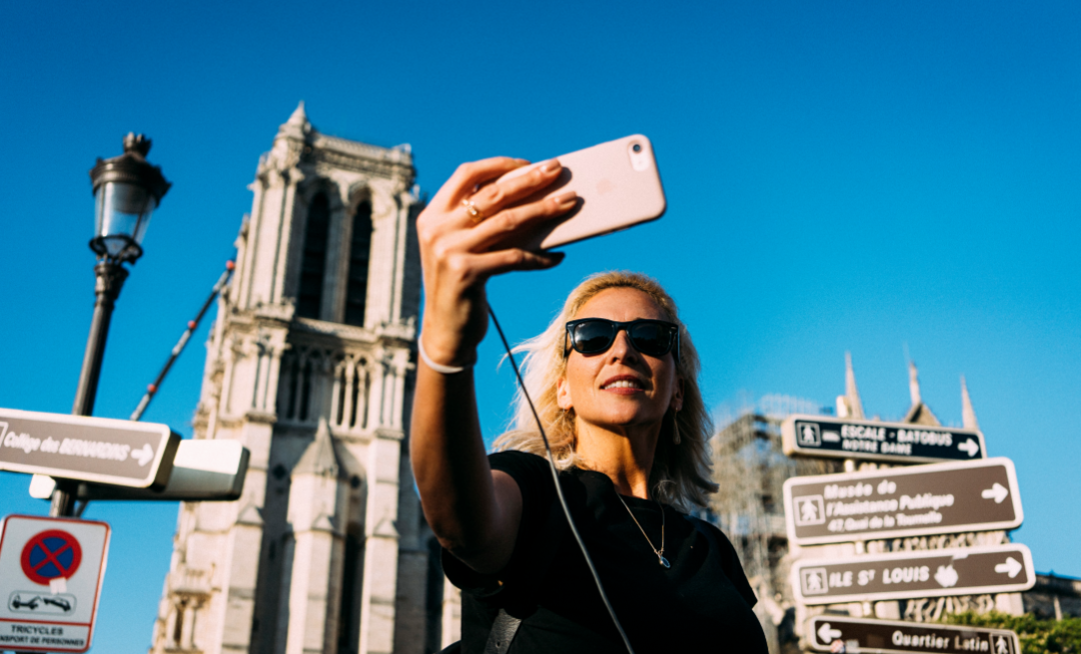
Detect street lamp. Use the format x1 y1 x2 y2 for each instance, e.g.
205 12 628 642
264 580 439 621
53 134 170 516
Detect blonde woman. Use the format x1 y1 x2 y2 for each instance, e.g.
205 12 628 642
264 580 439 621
412 157 767 653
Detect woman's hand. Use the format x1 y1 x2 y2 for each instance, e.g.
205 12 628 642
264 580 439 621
417 156 577 367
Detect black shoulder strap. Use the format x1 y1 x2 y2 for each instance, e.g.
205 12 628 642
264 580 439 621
483 479 569 654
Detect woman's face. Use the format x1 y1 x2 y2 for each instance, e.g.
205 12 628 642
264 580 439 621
557 287 683 434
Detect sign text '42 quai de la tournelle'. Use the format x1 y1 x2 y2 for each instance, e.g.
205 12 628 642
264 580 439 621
792 543 1036 605
806 615 1021 654
783 457 1023 546
0 408 179 488
781 414 986 463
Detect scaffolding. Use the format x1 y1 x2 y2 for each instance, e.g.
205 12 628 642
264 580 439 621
707 397 842 652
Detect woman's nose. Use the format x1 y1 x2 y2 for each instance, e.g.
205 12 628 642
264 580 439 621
607 329 639 361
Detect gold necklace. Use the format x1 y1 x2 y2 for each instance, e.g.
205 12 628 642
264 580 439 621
615 492 670 568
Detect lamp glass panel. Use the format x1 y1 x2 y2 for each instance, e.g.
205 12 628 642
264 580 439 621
95 181 157 253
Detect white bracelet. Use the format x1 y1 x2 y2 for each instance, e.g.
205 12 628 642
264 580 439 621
418 337 473 375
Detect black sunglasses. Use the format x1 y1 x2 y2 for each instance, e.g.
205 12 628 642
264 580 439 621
564 318 680 359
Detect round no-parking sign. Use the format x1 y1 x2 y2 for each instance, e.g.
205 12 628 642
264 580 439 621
21 530 83 585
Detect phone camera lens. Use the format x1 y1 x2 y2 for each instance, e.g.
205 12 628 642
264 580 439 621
632 143 642 153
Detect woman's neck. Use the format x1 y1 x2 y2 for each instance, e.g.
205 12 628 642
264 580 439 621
575 422 659 499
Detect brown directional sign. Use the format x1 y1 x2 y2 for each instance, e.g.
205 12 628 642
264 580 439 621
0 408 179 488
792 544 1035 605
807 616 1020 654
781 414 986 463
783 457 1023 546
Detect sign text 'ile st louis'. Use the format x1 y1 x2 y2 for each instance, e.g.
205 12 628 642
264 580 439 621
783 457 1023 546
792 543 1035 605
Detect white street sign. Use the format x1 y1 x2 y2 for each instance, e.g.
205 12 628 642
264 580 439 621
29 440 251 502
0 515 110 653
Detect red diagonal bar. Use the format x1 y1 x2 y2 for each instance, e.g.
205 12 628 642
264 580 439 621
32 541 73 576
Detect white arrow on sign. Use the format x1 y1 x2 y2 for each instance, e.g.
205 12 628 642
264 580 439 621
958 438 980 457
818 622 843 642
132 444 154 466
981 482 1009 504
994 557 1023 578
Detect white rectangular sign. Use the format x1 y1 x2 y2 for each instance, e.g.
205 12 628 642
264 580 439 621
0 515 110 653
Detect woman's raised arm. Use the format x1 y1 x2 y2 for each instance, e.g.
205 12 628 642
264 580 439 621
410 156 576 574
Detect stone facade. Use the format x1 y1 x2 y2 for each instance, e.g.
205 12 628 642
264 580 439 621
149 105 444 654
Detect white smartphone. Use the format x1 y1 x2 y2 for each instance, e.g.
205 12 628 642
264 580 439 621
498 134 666 250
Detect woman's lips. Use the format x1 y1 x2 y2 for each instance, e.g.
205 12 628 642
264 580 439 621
601 375 647 394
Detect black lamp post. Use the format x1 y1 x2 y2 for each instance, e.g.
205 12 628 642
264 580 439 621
52 133 170 517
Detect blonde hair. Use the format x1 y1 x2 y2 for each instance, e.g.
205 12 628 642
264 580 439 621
492 271 718 511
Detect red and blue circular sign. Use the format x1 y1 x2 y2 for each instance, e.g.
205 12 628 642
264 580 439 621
20 529 83 585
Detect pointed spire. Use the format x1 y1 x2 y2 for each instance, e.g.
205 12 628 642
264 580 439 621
276 101 313 140
287 100 308 126
961 375 979 429
908 360 922 406
845 352 865 419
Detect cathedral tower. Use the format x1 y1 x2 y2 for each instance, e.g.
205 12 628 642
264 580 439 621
150 105 436 654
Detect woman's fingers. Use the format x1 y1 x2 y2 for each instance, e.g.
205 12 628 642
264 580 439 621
471 247 565 278
459 189 578 252
431 157 530 208
462 158 565 216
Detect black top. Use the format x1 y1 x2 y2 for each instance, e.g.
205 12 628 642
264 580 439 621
443 451 769 653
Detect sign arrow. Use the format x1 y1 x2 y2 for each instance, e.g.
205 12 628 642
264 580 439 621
982 482 1010 504
818 622 842 642
995 557 1023 578
958 438 980 457
132 443 154 466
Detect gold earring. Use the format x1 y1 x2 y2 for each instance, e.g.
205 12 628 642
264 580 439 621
672 410 681 445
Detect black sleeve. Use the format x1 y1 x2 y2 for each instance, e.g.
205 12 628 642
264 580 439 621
441 451 555 596
708 521 759 609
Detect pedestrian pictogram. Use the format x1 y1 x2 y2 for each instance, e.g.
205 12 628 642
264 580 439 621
21 530 83 586
0 515 109 653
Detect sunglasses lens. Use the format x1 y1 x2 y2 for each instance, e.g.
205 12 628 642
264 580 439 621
628 322 672 356
572 321 616 354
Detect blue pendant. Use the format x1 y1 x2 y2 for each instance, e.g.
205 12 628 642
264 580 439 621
659 556 671 569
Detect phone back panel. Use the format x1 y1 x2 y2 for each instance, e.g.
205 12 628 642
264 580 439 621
502 135 666 250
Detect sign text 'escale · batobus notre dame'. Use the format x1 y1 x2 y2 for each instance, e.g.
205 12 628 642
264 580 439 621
791 543 1035 605
806 616 1020 654
781 414 987 463
783 457 1022 546
0 408 179 488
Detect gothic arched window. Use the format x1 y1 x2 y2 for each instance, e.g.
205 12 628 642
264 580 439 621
344 199 372 326
297 192 330 319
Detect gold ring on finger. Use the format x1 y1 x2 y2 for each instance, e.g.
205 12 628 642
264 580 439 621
461 199 485 225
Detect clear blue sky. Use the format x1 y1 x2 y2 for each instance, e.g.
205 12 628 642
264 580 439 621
2 1 1078 651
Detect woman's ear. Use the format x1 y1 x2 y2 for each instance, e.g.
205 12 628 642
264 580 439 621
670 377 685 412
557 377 573 411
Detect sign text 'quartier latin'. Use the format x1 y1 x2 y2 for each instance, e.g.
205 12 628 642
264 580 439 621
807 616 1020 654
781 414 987 464
784 458 1023 545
